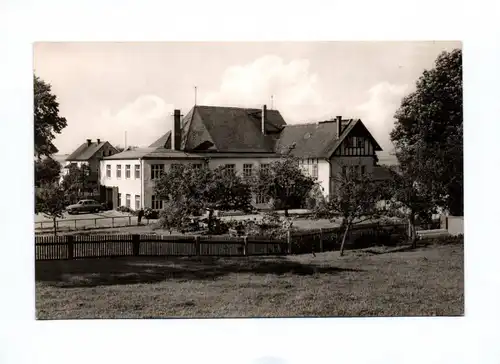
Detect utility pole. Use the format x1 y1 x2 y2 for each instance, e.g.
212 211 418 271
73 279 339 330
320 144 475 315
194 86 197 105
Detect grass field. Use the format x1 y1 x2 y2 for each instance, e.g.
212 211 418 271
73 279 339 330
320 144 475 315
35 240 463 319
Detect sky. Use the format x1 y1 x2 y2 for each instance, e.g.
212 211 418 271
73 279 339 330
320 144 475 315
33 41 462 155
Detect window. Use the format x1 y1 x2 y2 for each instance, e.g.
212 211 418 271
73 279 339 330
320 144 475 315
151 195 163 210
356 137 364 148
151 164 164 179
243 164 253 178
116 165 122 179
224 164 235 175
191 163 203 170
134 164 140 179
125 194 131 208
125 165 131 179
312 164 318 179
135 195 140 210
117 193 121 207
260 163 270 175
106 165 111 178
171 164 181 171
255 193 269 204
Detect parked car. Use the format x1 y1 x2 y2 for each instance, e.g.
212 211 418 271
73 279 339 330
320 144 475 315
66 199 102 214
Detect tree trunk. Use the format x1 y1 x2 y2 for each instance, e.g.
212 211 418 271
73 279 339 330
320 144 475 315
339 222 350 257
284 208 289 217
53 217 57 236
208 209 214 233
408 213 417 249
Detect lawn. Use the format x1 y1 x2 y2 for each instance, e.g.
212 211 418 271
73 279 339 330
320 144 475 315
35 239 463 319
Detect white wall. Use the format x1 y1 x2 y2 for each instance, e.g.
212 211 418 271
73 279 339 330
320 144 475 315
207 157 281 174
100 159 142 209
317 160 330 196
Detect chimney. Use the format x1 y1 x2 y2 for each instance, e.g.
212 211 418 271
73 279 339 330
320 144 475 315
261 104 268 135
97 138 101 144
336 116 342 137
86 139 92 146
172 109 181 151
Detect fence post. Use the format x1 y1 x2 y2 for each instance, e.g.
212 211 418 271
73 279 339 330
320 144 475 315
132 234 140 256
95 218 97 228
319 228 324 252
74 219 77 230
243 236 248 256
112 217 114 228
67 235 74 260
128 216 131 226
287 230 292 255
195 236 200 256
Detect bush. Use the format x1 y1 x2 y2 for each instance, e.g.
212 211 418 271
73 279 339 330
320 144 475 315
158 201 191 233
116 206 132 213
305 184 326 210
143 208 158 220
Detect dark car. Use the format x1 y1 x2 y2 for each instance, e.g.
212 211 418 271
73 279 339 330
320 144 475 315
66 199 102 214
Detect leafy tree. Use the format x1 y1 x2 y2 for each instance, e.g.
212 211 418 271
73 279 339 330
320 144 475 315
61 163 93 201
324 167 382 256
154 164 253 232
35 157 61 187
391 49 463 215
251 154 316 217
34 75 67 158
35 183 67 236
380 161 437 249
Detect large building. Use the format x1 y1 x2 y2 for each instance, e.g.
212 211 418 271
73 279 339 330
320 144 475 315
100 105 384 210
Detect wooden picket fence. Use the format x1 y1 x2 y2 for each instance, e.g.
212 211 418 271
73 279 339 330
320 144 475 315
34 222 408 261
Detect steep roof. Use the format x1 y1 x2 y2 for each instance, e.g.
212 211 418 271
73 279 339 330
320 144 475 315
147 105 382 159
148 105 286 153
275 120 347 158
66 141 111 161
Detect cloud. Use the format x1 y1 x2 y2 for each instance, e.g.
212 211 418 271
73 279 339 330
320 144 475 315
356 81 409 152
98 95 174 147
203 55 336 123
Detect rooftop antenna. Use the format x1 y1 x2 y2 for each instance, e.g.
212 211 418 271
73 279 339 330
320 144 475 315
271 95 274 110
194 86 197 106
124 131 127 150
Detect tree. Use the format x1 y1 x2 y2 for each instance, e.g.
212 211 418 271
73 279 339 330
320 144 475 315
35 157 61 187
34 75 67 158
35 183 67 236
251 154 316 217
391 49 463 215
324 167 382 256
154 164 253 233
381 159 437 249
61 163 93 201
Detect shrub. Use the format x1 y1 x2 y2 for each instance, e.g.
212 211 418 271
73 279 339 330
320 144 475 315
305 184 326 210
158 200 191 233
143 208 158 220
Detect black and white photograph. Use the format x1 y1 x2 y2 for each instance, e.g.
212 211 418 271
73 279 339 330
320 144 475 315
33 41 463 319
